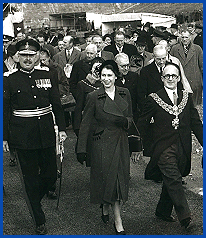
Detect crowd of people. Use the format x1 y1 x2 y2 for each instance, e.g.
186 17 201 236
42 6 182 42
3 19 203 235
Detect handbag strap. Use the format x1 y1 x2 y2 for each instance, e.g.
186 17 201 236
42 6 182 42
131 119 143 148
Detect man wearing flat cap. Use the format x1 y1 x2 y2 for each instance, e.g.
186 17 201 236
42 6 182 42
151 29 166 46
3 37 67 235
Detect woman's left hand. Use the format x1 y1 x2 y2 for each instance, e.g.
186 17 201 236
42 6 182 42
131 151 143 163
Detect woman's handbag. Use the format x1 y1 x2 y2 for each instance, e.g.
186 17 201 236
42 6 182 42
128 119 143 153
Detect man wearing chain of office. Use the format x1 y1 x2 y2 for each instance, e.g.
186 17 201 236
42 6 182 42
3 37 67 235
138 62 203 229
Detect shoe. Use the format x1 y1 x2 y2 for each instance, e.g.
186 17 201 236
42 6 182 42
47 191 58 200
35 224 47 235
9 158 17 167
180 217 192 229
155 211 176 222
100 204 109 224
113 223 126 235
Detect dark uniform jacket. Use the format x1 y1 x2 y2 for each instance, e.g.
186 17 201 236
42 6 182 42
138 88 203 181
3 66 66 150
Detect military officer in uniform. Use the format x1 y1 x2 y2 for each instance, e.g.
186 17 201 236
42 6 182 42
3 38 67 235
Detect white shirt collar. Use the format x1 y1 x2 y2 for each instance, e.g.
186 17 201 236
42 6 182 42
155 62 165 73
67 47 73 55
164 86 178 104
115 44 123 53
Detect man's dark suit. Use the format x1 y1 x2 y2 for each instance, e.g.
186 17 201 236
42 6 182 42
115 71 140 123
69 59 92 99
53 48 81 68
138 88 203 223
104 43 138 59
138 61 163 111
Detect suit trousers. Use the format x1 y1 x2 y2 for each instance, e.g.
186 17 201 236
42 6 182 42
156 142 191 222
16 147 57 226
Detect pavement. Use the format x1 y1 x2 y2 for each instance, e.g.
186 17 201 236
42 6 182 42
3 128 203 235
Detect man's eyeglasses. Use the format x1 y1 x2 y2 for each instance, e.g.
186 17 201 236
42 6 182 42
163 74 179 80
119 64 130 69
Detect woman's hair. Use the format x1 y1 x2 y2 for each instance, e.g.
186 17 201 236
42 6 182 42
102 33 112 42
99 60 120 78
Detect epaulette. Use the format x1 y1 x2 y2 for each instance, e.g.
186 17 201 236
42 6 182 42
98 93 106 99
34 65 50 71
3 68 18 77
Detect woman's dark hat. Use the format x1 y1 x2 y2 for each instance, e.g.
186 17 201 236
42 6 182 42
99 60 120 76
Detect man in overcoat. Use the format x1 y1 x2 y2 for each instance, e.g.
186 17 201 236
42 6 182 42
138 63 203 229
69 44 97 100
3 38 67 235
170 30 203 106
53 35 81 69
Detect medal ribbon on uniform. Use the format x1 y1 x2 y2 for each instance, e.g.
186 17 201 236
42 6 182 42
150 90 189 129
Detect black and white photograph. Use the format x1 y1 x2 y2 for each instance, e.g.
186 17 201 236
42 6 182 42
3 3 203 235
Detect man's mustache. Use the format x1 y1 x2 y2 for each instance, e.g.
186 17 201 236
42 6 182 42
23 59 32 64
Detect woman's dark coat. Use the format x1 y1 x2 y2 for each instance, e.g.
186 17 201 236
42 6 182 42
77 86 132 204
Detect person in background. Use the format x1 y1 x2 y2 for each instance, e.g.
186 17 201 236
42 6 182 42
102 33 113 47
130 36 153 74
170 29 203 107
53 40 65 55
79 32 93 51
138 63 203 230
74 57 104 167
104 31 138 60
81 35 114 61
36 33 55 58
77 60 141 235
193 23 203 50
69 44 98 100
115 53 140 124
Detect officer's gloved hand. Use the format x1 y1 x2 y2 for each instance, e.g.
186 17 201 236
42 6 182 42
77 153 87 165
115 116 128 128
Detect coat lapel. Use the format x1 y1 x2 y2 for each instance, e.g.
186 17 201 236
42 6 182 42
103 87 128 117
184 44 196 66
150 62 163 86
177 44 186 62
60 50 67 66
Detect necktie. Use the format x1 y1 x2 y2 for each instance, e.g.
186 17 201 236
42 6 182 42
173 91 178 105
66 50 70 61
160 67 163 75
184 45 188 56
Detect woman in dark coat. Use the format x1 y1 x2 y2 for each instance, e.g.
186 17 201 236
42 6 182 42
77 60 133 234
73 57 104 166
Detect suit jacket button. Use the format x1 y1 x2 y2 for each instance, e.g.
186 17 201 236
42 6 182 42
38 117 40 119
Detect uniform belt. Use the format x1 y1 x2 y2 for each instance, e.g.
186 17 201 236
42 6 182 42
13 105 52 117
